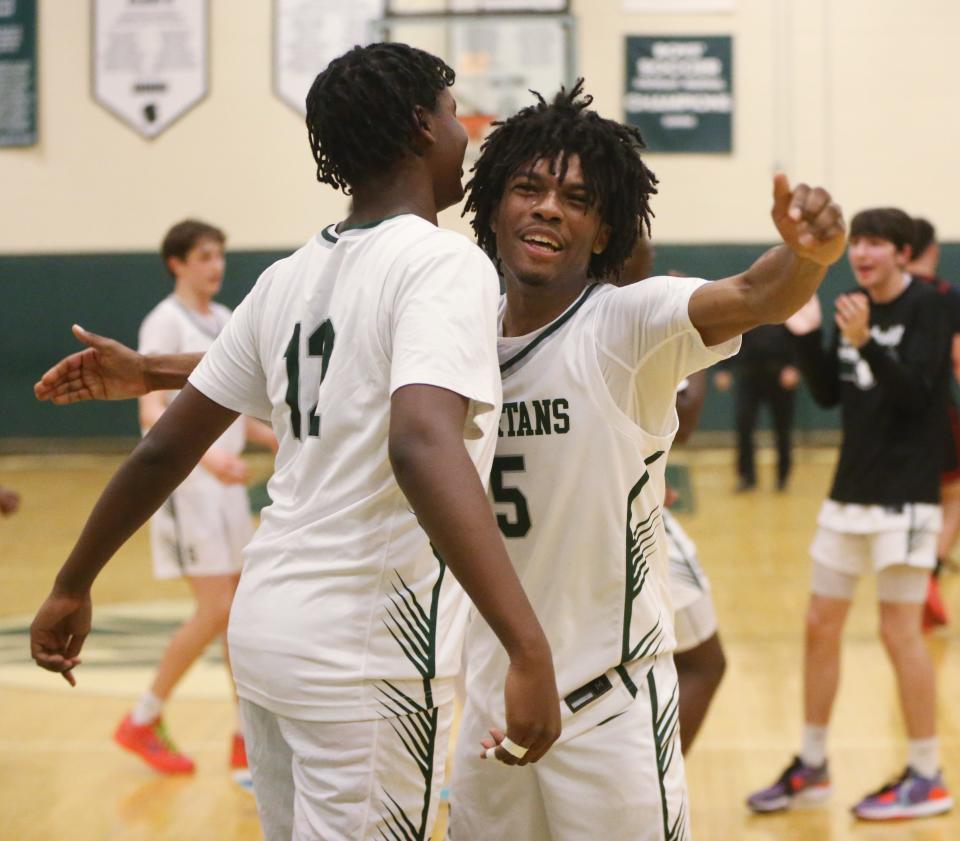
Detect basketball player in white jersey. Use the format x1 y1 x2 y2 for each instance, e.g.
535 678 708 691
32 78 844 841
617 238 727 754
29 43 560 841
446 82 846 841
113 219 277 778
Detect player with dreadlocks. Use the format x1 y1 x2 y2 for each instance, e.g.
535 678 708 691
449 81 846 841
28 42 561 841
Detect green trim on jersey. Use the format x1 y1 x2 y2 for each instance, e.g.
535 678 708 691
622 451 666 663
320 215 411 246
615 664 639 698
381 547 446 708
377 685 440 841
648 668 688 841
499 283 601 374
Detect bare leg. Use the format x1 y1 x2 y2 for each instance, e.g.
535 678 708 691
674 632 726 753
878 600 936 738
150 573 240 700
803 594 851 726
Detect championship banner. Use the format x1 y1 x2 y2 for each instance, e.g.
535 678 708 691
623 35 733 153
273 0 384 116
92 0 209 139
0 0 37 147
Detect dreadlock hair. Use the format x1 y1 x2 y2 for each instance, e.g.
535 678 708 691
305 43 455 194
850 207 914 253
463 79 658 280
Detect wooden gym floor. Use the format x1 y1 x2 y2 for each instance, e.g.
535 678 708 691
2 449 959 841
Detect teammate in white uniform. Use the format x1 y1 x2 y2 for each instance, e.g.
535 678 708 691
112 220 277 778
449 82 846 841
617 239 726 754
29 43 560 841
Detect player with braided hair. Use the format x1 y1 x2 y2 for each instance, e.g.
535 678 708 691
465 79 657 279
28 42 560 841
450 82 845 841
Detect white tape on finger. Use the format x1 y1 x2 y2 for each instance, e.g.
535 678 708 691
482 737 529 762
500 737 529 759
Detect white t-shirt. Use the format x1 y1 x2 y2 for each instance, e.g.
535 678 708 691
188 215 502 722
138 295 245 456
465 278 739 739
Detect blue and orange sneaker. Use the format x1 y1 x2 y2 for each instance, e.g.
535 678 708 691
852 767 953 820
746 755 832 813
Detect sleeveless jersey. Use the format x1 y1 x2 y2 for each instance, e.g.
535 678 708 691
463 279 738 737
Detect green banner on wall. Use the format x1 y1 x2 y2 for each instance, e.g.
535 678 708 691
0 0 37 147
623 35 732 153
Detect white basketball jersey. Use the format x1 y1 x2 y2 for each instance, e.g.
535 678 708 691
663 507 710 613
463 279 738 735
189 215 502 722
138 295 245 456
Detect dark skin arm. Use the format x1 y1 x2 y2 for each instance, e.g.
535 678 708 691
689 175 846 347
390 384 560 765
30 385 237 684
34 324 199 404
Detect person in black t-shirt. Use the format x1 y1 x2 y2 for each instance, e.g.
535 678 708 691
908 217 960 628
714 324 800 491
746 208 954 821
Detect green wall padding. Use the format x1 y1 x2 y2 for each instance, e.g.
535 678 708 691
3 244 959 440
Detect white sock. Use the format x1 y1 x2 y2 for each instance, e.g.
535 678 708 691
908 737 939 778
800 724 828 768
131 690 164 725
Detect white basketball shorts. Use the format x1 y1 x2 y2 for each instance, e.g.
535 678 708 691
149 469 252 580
450 654 690 841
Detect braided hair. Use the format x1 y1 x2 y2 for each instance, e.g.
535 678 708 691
464 79 658 279
305 43 455 194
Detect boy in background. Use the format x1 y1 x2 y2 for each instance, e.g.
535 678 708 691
747 208 953 820
115 220 276 776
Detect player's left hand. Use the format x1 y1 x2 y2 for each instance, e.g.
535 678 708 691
30 590 92 686
835 292 871 348
771 174 846 267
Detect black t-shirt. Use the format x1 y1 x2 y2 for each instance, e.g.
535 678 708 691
727 323 796 374
794 278 952 505
915 273 960 333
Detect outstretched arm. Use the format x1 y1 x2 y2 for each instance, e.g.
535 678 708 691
390 385 561 765
689 174 846 347
34 324 201 404
30 385 238 684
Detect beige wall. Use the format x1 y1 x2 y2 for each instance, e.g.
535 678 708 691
1 0 958 253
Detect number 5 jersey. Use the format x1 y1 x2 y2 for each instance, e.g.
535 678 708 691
464 279 739 738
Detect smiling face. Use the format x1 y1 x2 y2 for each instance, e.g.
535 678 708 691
492 154 610 291
847 234 910 292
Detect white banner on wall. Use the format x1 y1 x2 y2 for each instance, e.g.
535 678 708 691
274 0 385 116
92 0 208 139
623 0 734 11
449 0 567 9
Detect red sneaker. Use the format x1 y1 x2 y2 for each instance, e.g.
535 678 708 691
923 576 948 632
114 713 195 774
230 731 247 770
